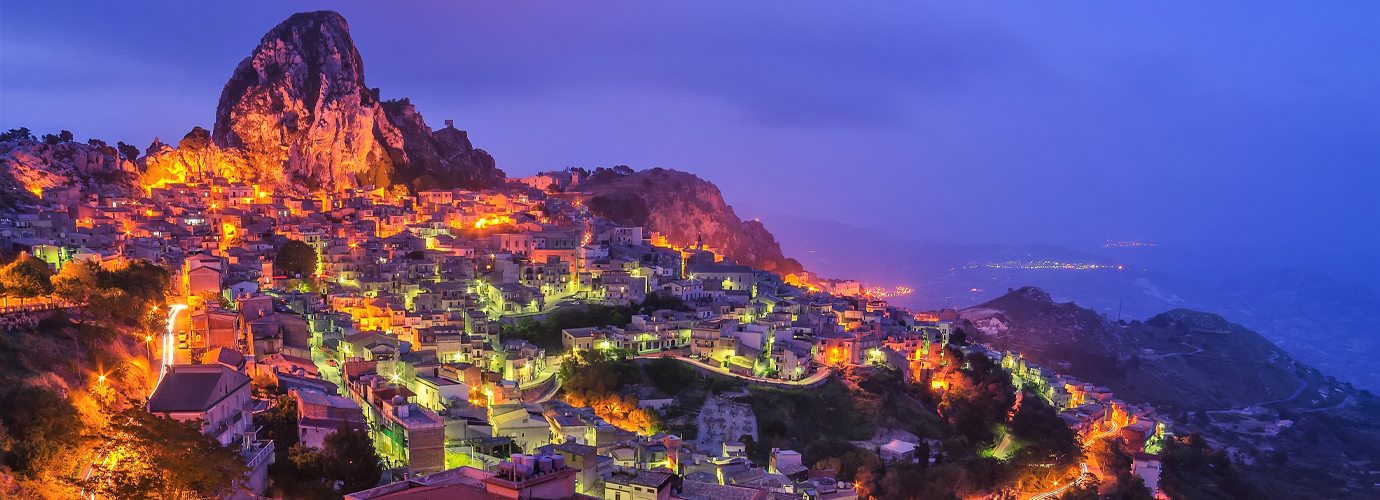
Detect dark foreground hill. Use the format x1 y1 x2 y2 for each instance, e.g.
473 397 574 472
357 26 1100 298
962 286 1380 499
961 286 1306 410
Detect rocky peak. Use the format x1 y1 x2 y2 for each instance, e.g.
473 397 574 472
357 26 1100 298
1012 286 1053 304
1148 309 1233 333
209 10 500 193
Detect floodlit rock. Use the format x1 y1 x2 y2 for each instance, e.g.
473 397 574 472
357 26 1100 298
212 10 393 192
211 10 502 193
575 168 803 274
0 139 139 204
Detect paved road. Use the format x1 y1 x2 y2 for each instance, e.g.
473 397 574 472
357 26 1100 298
1209 361 1309 415
1026 463 1090 500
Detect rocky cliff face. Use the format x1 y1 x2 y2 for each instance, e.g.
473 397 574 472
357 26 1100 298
0 139 140 205
574 168 804 275
207 10 500 193
378 98 503 190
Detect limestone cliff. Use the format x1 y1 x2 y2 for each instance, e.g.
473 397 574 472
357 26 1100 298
0 137 139 205
574 168 804 275
209 10 500 193
378 98 504 191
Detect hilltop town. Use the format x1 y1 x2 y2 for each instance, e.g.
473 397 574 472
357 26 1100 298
7 9 1376 500
0 146 1178 499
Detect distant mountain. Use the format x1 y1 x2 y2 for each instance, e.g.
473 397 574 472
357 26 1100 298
574 168 803 275
962 287 1380 500
961 286 1306 410
756 210 1380 392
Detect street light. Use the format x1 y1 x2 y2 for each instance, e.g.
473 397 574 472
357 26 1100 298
144 335 154 385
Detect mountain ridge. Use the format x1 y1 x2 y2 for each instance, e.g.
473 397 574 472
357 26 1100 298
961 286 1302 410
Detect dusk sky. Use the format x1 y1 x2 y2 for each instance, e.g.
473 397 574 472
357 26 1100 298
4 1 1377 282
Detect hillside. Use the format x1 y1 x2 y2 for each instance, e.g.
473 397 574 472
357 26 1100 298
960 287 1306 410
961 287 1380 499
0 132 141 206
573 168 803 274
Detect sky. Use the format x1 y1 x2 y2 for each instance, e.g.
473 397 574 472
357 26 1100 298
3 1 1378 283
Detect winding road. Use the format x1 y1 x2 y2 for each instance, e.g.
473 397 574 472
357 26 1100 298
82 305 185 499
1027 463 1091 500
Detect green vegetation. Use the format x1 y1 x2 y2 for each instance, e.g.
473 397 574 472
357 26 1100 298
258 395 384 498
83 405 248 499
559 348 662 433
0 255 53 304
1160 433 1262 500
0 127 36 142
501 304 632 351
276 239 319 278
0 385 85 481
1086 438 1155 500
732 350 1084 500
0 255 247 498
320 424 385 494
645 356 697 396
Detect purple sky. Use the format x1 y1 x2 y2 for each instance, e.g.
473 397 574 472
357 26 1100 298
3 1 1378 281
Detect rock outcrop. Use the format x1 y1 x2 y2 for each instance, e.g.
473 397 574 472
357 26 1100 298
378 98 504 191
210 10 500 193
0 138 140 205
574 168 804 275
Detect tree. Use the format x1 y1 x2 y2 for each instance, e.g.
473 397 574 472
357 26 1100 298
58 130 74 142
0 127 35 142
117 141 140 161
739 434 758 459
53 260 103 322
0 385 84 477
0 256 53 306
949 327 967 346
276 240 318 278
320 422 383 494
645 356 696 396
86 406 247 499
255 395 300 451
198 290 231 309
